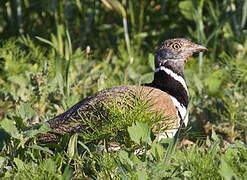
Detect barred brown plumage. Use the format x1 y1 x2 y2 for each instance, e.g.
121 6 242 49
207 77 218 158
36 38 207 144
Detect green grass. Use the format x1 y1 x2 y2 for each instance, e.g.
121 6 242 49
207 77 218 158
0 34 246 180
0 0 247 179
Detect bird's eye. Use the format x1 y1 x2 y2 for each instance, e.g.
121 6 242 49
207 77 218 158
172 43 181 49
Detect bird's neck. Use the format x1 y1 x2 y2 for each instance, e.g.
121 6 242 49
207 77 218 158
150 66 189 108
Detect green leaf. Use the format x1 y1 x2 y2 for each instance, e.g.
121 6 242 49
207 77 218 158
118 150 134 168
0 119 22 139
23 123 51 137
129 153 142 165
67 134 78 158
127 122 151 145
78 141 93 157
62 166 72 180
219 158 237 180
29 145 54 155
150 142 164 160
8 75 27 88
14 158 25 170
17 103 36 120
36 36 55 48
178 0 194 20
136 169 148 180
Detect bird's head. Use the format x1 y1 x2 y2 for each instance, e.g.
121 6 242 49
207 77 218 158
155 38 207 74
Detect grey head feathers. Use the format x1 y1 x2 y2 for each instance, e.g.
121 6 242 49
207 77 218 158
155 38 207 75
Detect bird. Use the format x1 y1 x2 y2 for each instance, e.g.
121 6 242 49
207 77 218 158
36 38 207 144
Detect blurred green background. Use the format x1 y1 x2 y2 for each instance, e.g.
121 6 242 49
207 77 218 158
0 0 246 179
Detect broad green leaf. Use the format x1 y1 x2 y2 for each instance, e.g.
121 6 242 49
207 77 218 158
127 122 151 145
17 103 36 120
7 75 27 88
178 0 194 20
129 153 142 165
137 169 148 180
0 119 22 139
118 150 134 167
219 158 237 180
14 158 25 170
23 123 51 137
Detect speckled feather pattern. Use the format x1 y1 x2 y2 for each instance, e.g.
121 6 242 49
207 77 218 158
38 86 179 143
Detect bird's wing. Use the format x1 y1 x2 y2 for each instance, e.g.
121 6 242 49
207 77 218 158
37 85 179 143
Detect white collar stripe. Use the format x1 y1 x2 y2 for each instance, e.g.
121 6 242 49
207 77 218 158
169 95 188 126
155 66 188 94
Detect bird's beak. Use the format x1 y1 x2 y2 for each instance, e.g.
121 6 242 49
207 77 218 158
191 43 208 53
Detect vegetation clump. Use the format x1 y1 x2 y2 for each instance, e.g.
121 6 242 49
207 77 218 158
0 0 246 179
